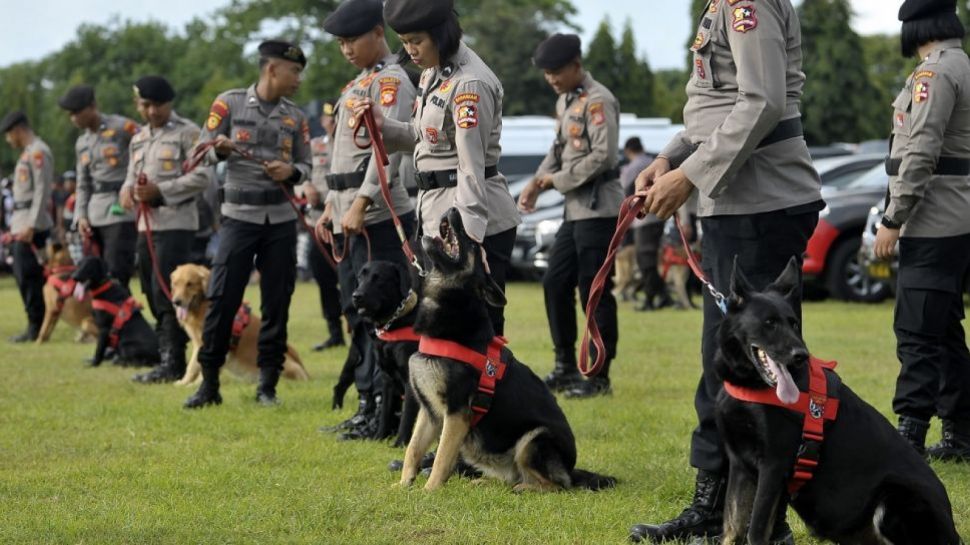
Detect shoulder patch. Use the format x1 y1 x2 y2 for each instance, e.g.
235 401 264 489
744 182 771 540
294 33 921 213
588 102 606 126
454 93 480 105
281 116 297 128
33 150 45 169
123 119 139 135
207 99 230 131
914 80 931 104
456 103 479 129
379 77 401 106
731 5 757 33
914 70 936 81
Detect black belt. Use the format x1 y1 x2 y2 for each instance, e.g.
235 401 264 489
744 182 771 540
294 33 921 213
325 171 367 191
415 165 499 191
757 117 803 149
94 181 124 193
592 168 621 184
219 186 288 206
885 156 970 176
13 200 32 211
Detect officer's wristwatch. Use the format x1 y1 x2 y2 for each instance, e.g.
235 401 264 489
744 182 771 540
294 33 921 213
880 216 901 230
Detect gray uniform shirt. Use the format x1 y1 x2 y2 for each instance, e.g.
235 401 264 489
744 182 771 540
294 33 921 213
662 0 821 217
306 135 331 223
383 42 520 242
199 84 311 225
75 114 139 226
326 55 415 234
11 137 54 233
887 39 970 238
122 113 213 232
535 72 623 221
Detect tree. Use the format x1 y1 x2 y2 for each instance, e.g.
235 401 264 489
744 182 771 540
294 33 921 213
652 69 688 123
615 19 655 116
862 34 913 140
584 18 619 94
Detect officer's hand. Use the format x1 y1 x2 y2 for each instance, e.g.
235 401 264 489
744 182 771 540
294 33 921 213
636 156 671 194
77 218 93 238
517 179 542 213
264 161 295 182
213 134 234 156
351 98 383 130
644 168 695 220
134 181 161 203
315 203 335 242
874 225 900 260
341 198 370 236
119 186 136 210
303 183 321 207
17 227 34 243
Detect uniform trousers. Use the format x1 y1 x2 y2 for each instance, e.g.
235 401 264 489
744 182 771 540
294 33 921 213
136 229 194 361
89 222 137 289
12 230 50 327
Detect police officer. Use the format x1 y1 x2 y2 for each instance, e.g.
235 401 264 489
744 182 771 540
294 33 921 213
184 40 312 408
875 0 970 462
518 33 623 399
120 76 213 384
361 0 521 335
58 85 139 289
316 0 419 438
1 111 53 343
304 100 345 352
628 1 822 542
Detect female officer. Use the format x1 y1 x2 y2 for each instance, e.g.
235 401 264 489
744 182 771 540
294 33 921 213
355 0 520 335
875 0 970 461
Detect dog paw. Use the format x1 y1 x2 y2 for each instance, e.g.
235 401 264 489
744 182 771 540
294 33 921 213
392 479 413 489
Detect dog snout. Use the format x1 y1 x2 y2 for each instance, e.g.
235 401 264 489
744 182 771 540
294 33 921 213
351 291 364 308
172 298 183 307
790 347 809 366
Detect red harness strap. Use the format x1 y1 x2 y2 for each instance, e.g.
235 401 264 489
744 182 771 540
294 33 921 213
723 356 840 496
377 326 421 343
90 293 142 348
418 335 509 427
46 270 78 313
229 304 252 352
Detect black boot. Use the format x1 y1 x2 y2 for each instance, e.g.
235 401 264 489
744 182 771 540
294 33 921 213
564 375 612 399
927 420 970 462
256 366 282 406
313 320 346 351
184 366 222 409
339 392 383 441
897 416 930 456
543 351 581 392
132 351 182 384
629 470 725 543
321 393 374 432
9 322 40 343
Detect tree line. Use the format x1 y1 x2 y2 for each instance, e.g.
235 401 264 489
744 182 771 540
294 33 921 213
0 0 951 175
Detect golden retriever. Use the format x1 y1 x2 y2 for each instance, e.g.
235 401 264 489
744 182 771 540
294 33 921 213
37 244 98 344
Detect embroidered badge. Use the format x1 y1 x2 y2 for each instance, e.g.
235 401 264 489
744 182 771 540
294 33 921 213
280 116 296 129
589 103 606 126
380 84 399 106
572 138 583 149
727 0 746 5
895 113 905 129
358 74 376 88
692 33 705 50
162 160 175 171
732 5 758 33
569 124 582 137
341 80 354 94
914 70 936 82
914 80 930 104
709 0 719 13
32 151 44 169
123 120 139 135
101 129 116 138
301 119 310 144
695 58 707 80
235 129 251 143
207 99 229 131
457 104 479 129
438 80 454 94
425 127 439 144
81 152 91 166
454 93 480 105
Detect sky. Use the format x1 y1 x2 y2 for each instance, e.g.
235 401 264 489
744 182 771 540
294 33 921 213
0 0 902 70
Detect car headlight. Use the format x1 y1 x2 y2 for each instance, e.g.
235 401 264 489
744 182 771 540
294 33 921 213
869 205 880 216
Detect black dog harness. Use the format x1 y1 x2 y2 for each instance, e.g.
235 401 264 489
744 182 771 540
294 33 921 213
89 282 143 349
417 336 508 427
723 356 840 495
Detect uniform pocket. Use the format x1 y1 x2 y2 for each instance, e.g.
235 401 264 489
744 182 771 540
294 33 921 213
892 88 913 137
420 106 450 152
690 28 715 89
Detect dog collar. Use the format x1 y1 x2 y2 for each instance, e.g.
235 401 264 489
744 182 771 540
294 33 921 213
377 326 421 343
375 290 418 334
418 335 508 427
89 281 113 298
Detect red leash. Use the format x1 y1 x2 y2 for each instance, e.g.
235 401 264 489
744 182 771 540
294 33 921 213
136 173 173 302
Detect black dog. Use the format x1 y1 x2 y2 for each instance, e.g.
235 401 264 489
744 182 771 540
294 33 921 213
351 260 421 447
715 258 960 544
72 256 160 368
399 208 616 492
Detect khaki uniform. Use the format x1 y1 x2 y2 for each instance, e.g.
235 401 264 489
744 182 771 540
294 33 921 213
327 54 415 234
122 113 212 232
887 39 970 238
11 137 54 233
383 42 520 242
75 114 139 226
199 84 312 225
306 135 331 222
536 72 623 220
662 0 821 216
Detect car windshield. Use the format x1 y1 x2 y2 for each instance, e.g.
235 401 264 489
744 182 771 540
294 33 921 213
845 164 888 190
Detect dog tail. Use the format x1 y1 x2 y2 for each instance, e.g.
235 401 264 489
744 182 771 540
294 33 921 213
570 468 617 491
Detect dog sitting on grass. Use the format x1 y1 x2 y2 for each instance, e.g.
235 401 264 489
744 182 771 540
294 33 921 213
37 243 98 344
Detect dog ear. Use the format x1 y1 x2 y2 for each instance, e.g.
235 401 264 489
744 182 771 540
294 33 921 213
482 275 507 308
767 256 800 304
729 256 753 308
395 262 412 299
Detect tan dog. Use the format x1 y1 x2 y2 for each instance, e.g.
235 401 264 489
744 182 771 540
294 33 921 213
168 263 309 386
612 244 640 302
37 244 98 344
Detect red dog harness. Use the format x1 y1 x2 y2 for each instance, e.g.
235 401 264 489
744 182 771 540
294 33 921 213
229 304 252 351
46 266 77 314
377 326 421 343
723 356 840 496
89 282 142 348
417 336 508 427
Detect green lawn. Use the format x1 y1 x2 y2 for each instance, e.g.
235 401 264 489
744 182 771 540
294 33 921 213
0 277 967 544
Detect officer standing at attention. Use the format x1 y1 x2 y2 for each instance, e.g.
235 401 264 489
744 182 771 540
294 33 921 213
1 111 54 343
58 85 140 289
628 0 822 543
518 33 623 399
875 0 970 462
121 76 213 384
359 0 521 335
184 40 311 408
305 100 345 352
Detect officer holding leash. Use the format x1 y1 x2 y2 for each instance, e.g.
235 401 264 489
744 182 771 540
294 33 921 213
184 40 311 409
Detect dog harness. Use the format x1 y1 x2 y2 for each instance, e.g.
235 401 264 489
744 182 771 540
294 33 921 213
377 326 420 343
660 245 690 280
723 356 840 496
46 266 77 314
229 304 252 351
89 282 143 348
417 335 509 427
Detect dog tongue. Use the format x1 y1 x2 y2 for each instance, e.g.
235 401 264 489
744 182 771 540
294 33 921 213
73 283 87 301
176 306 188 322
764 352 800 405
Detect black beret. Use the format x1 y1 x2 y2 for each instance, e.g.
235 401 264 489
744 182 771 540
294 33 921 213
899 0 957 21
533 33 582 70
133 75 175 103
258 40 307 67
384 0 453 34
58 84 96 112
323 0 384 38
0 110 28 133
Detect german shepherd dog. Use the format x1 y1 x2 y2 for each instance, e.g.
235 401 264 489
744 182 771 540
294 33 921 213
352 260 421 447
71 256 159 367
37 243 98 344
400 208 616 492
715 258 960 545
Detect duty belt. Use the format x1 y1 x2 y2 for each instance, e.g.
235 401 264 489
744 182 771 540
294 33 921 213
94 181 125 193
591 168 621 184
219 186 288 206
757 117 803 149
325 171 367 191
13 200 32 211
415 165 499 191
885 156 970 176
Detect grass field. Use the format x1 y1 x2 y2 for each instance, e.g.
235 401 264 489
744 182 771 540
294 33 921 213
0 276 967 544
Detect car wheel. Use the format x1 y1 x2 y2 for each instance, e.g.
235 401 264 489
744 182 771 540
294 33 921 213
826 238 890 303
